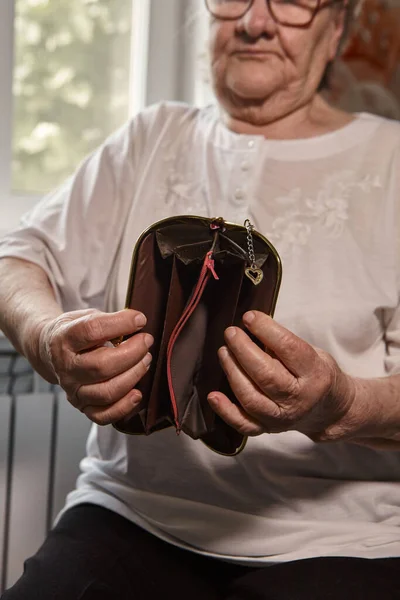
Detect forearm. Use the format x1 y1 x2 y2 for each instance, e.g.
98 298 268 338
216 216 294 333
0 257 63 382
326 373 400 450
352 375 400 449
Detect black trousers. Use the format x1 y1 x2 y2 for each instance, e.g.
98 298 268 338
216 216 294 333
3 504 400 600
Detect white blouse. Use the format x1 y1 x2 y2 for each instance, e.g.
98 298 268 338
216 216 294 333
1 102 400 565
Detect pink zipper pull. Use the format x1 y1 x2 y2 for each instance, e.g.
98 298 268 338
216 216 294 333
205 251 219 280
167 249 220 432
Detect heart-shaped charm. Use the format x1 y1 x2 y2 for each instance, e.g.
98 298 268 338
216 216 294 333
245 267 264 286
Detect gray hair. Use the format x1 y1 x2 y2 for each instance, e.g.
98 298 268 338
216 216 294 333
339 0 362 53
319 0 361 89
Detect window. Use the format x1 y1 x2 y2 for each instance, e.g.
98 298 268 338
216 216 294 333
0 0 196 233
12 0 136 194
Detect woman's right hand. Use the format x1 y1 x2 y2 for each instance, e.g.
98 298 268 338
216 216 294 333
37 308 153 425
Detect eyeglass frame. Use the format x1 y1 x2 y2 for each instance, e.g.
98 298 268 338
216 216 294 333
204 0 343 28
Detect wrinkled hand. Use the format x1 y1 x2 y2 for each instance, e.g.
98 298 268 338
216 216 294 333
38 309 153 425
208 311 357 442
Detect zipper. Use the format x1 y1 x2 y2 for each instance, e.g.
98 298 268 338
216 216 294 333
166 251 219 432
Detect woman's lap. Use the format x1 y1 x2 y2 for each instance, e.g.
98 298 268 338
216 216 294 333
3 504 400 600
2 504 236 600
228 556 400 600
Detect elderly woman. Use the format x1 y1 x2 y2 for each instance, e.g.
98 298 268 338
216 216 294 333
1 0 400 598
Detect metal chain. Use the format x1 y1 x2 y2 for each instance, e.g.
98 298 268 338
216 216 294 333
244 219 257 269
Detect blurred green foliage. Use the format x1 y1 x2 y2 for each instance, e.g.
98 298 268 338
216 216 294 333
12 0 133 194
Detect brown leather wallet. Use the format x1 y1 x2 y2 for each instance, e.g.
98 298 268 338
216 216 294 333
114 215 282 456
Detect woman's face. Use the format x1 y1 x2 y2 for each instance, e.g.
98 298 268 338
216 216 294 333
208 0 346 123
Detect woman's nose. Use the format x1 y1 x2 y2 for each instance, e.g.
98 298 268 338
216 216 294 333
239 0 277 37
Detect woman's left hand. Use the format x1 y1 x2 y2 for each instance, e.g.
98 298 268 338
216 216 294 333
208 311 360 442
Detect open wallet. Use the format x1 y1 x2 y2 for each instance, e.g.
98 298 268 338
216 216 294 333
113 216 282 456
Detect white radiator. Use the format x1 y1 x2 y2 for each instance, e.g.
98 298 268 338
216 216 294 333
0 337 91 593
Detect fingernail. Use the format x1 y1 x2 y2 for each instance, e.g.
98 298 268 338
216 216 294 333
208 394 218 406
225 327 237 340
131 389 142 401
143 352 153 368
144 334 154 349
244 311 255 325
219 346 229 359
129 390 142 410
135 313 147 328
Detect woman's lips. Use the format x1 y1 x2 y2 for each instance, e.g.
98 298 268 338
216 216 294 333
232 51 278 61
232 49 278 57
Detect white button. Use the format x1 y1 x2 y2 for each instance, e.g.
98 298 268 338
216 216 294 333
248 140 255 149
241 160 250 171
232 188 246 206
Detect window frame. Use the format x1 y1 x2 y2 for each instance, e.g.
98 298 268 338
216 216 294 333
0 0 196 235
0 0 15 231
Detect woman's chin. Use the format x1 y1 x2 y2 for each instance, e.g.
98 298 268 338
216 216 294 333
226 75 281 104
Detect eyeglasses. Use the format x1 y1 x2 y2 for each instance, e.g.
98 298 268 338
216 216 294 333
205 0 334 28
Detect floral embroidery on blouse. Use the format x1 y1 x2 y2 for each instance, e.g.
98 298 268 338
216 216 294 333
155 138 209 220
264 170 383 254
